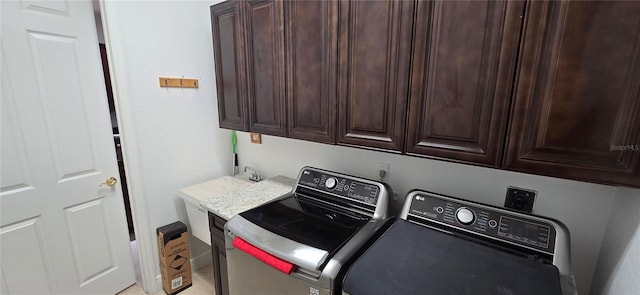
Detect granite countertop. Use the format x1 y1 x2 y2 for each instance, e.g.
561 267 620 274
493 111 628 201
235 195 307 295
179 176 253 204
200 175 295 220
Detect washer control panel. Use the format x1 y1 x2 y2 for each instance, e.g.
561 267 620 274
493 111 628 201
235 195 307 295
456 207 475 225
407 192 556 254
298 168 380 205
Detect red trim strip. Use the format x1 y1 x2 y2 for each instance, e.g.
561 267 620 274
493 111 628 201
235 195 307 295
232 237 295 274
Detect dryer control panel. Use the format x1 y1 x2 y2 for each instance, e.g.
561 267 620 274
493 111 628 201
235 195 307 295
405 191 557 255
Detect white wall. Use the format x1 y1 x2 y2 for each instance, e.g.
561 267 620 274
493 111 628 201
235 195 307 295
234 133 618 295
591 187 640 295
99 1 632 295
100 0 227 292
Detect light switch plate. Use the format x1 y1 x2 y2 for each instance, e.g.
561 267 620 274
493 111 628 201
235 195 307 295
250 133 262 144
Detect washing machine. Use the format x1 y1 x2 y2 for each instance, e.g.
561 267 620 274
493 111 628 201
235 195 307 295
225 166 394 295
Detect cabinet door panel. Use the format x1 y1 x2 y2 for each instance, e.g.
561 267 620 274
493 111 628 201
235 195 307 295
337 0 413 151
209 213 229 295
286 1 337 143
245 0 286 136
219 252 229 295
406 1 524 166
211 2 249 131
506 1 640 187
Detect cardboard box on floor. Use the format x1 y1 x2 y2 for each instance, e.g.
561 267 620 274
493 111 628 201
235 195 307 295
157 221 192 295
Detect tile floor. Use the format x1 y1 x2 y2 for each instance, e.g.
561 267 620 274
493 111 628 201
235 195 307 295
117 264 214 295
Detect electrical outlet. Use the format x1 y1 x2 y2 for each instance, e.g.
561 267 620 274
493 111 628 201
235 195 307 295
504 186 537 213
378 163 390 182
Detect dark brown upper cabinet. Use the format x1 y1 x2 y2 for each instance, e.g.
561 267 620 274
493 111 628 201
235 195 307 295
244 0 286 136
337 0 414 152
211 1 249 131
285 1 338 143
211 0 640 188
505 1 640 187
406 1 525 166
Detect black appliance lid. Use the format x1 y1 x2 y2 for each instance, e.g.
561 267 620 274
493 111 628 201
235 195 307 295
343 220 563 295
240 194 370 255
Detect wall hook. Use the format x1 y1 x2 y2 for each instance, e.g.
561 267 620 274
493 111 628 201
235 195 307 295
158 76 199 88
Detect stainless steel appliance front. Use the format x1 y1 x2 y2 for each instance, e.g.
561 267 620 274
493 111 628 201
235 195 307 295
225 166 392 295
227 243 331 295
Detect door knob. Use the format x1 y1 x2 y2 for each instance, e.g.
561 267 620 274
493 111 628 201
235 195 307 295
100 177 118 187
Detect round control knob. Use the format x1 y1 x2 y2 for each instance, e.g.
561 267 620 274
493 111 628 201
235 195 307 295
456 207 475 225
325 177 337 189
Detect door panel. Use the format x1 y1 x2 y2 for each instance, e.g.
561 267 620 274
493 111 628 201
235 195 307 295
506 1 640 187
286 0 337 143
64 198 117 285
0 217 55 294
22 0 69 14
0 82 34 195
29 32 100 180
406 0 523 166
0 1 135 294
337 0 413 151
245 0 286 136
2 273 10 295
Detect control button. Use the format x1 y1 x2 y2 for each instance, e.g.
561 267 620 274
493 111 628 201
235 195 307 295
488 219 498 228
325 177 337 189
456 207 475 225
434 206 444 214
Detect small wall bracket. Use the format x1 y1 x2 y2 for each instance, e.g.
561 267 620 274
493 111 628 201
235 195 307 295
159 77 199 88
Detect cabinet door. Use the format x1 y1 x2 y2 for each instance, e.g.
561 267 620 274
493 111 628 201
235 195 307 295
506 1 640 187
209 213 229 295
337 0 414 151
406 1 524 166
211 2 249 131
286 1 338 143
245 0 286 136
218 251 229 295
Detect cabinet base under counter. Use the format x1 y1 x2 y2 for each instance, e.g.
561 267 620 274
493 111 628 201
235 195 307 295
209 212 230 295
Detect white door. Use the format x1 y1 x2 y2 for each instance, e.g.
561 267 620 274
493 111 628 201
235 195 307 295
1 1 135 294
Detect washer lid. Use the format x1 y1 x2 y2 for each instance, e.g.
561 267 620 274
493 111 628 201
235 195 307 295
343 220 563 295
240 194 370 258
